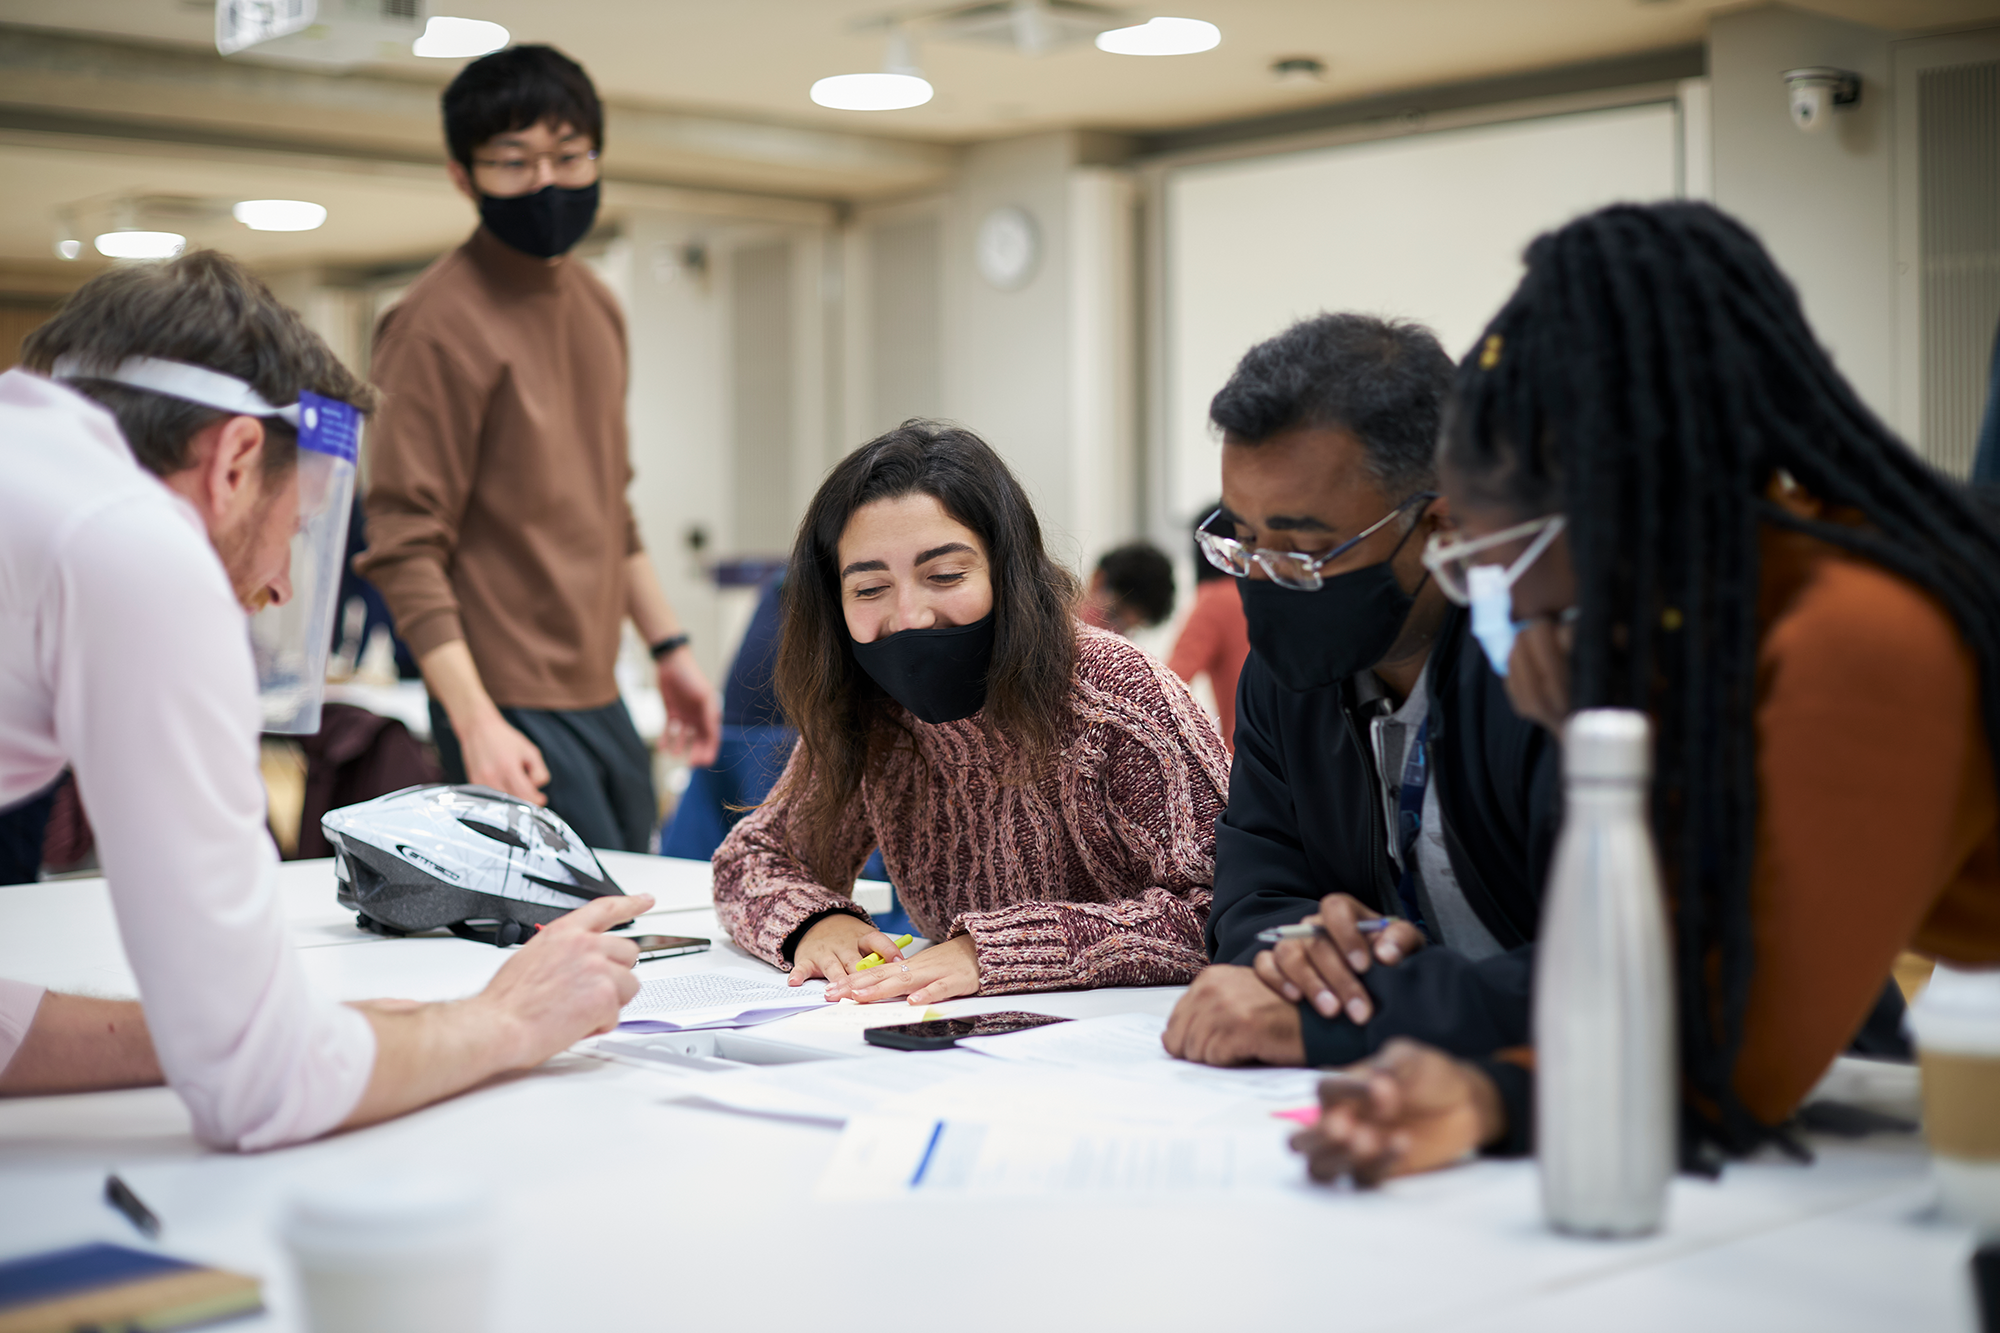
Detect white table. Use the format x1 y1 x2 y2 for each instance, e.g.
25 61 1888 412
0 856 1984 1331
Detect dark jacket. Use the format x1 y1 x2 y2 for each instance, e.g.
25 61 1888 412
1207 606 1558 1068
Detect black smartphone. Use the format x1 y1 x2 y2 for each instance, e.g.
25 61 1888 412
863 1011 1070 1051
628 933 710 961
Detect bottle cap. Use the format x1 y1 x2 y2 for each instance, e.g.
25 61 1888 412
1563 708 1652 781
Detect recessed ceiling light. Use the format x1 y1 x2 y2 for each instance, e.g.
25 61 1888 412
233 199 328 232
94 231 186 260
54 238 82 261
412 16 509 59
1271 56 1327 86
810 71 935 111
1095 17 1221 56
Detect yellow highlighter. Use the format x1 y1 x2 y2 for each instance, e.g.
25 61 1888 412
854 934 915 970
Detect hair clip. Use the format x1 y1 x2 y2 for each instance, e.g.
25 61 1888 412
1479 334 1504 370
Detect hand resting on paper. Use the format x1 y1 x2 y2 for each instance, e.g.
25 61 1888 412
831 933 980 1005
789 914 908 989
1289 1038 1505 1187
1162 965 1306 1067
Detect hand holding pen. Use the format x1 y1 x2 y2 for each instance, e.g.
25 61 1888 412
1252 894 1429 1026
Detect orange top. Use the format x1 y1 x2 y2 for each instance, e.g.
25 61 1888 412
1167 578 1251 749
1736 525 2000 1124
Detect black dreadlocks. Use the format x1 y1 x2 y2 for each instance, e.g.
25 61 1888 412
1440 201 2000 1152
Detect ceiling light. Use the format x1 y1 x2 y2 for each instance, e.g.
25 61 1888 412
233 199 328 231
94 231 186 260
811 72 934 111
1271 56 1327 87
54 238 82 261
812 25 934 111
1095 16 1221 56
412 16 509 59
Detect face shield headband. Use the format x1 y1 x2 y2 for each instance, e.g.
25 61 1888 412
52 354 362 736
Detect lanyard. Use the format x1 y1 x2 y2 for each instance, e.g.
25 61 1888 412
1393 716 1430 931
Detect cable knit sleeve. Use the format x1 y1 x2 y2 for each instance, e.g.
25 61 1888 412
956 636 1231 993
710 742 879 968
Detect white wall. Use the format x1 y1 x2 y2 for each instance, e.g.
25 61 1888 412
940 134 1082 564
846 134 1140 580
604 213 731 685
1066 167 1139 575
1708 4 1898 432
1160 100 1681 531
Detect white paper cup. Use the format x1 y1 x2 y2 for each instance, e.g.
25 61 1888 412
1908 965 2000 1237
281 1175 494 1333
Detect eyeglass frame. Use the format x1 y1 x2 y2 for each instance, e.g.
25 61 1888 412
1197 490 1438 592
470 146 602 190
1421 513 1567 606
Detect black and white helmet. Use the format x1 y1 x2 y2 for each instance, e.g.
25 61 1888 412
323 785 623 947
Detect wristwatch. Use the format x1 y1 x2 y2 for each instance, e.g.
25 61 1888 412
648 632 690 661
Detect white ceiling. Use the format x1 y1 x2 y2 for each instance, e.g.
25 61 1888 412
3 0 1996 144
2 0 1997 281
0 137 475 280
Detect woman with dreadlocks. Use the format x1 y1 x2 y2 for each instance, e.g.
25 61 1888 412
1291 200 2000 1185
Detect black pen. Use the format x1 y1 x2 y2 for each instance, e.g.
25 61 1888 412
104 1174 160 1239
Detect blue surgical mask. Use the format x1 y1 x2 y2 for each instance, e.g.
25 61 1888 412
1466 564 1527 677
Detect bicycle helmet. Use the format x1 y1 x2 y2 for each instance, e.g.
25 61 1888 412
323 784 623 947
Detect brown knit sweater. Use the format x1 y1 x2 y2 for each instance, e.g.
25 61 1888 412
712 628 1232 992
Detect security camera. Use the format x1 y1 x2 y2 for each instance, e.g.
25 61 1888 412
1782 67 1861 134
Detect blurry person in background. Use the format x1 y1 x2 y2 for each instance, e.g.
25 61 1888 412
0 252 648 1149
1167 500 1251 749
1080 541 1175 637
713 422 1229 1004
358 44 718 853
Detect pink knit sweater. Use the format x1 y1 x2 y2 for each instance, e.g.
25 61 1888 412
712 627 1232 992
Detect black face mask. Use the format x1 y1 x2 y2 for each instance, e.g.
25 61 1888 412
1239 561 1418 694
850 614 996 725
479 181 600 259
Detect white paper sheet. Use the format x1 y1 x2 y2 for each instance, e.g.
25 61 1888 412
681 1047 1265 1130
816 1114 1297 1199
681 1050 994 1122
617 972 828 1031
956 1012 1325 1104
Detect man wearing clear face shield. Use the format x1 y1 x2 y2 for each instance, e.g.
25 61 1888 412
0 252 651 1150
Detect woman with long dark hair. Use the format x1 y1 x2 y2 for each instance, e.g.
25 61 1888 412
712 421 1230 1004
1292 201 2000 1183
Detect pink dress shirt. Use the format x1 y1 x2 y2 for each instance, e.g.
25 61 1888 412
0 370 374 1149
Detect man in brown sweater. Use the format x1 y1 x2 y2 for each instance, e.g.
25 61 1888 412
358 45 718 852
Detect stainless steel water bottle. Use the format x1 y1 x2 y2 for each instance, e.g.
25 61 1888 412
1534 708 1675 1237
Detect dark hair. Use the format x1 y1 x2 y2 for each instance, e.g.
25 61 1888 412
1440 201 2000 1155
773 420 1080 890
1210 312 1455 497
443 45 602 169
21 249 377 480
1191 500 1227 583
1095 542 1175 627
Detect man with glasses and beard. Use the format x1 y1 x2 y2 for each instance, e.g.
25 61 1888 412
359 45 718 854
1162 313 1560 1076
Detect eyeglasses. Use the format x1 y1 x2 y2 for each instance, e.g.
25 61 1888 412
1421 514 1566 606
471 147 600 192
1197 491 1436 591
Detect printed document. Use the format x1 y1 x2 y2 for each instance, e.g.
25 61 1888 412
957 1012 1325 1104
617 973 828 1032
816 1114 1296 1199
